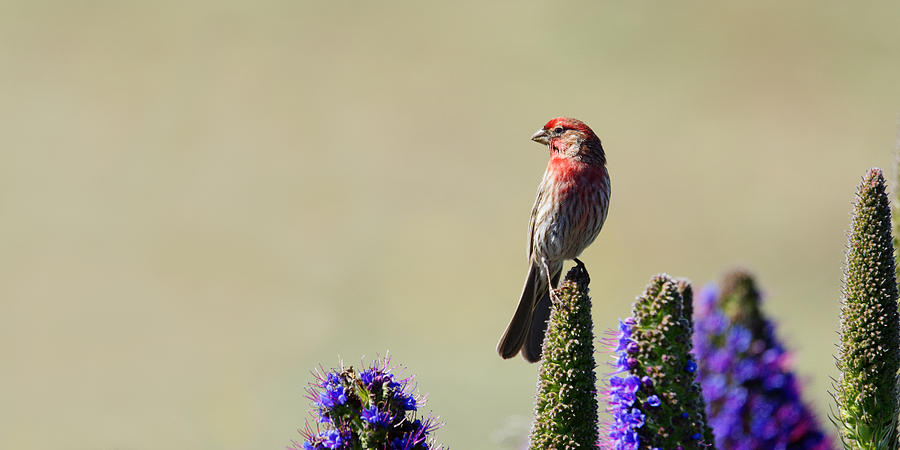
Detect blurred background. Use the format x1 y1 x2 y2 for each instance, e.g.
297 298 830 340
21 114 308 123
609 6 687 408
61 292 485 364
1 1 899 448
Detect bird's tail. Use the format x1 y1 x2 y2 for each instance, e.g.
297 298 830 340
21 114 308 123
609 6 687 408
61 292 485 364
521 266 561 362
497 261 562 362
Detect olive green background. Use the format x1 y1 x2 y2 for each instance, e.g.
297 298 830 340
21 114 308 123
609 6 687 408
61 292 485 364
1 1 899 448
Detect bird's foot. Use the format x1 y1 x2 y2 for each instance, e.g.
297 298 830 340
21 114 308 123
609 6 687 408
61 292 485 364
542 260 560 303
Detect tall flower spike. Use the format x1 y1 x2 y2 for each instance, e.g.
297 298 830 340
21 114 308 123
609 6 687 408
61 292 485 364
693 270 830 449
894 131 900 284
834 168 900 449
529 261 599 449
603 274 714 449
289 355 442 450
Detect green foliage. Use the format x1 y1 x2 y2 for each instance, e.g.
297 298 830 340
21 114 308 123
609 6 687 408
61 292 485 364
629 275 715 448
529 262 599 449
834 168 900 449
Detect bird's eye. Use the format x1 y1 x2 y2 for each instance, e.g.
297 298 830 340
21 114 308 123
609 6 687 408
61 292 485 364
553 127 564 134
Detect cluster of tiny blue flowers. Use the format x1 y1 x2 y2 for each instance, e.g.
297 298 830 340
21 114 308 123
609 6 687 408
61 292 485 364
604 319 662 450
693 285 831 449
289 356 441 450
316 372 347 419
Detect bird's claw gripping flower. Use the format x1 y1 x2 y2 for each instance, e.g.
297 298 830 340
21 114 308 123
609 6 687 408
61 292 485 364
289 355 442 450
601 275 714 450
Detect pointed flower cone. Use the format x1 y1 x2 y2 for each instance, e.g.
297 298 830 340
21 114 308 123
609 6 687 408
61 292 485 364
529 262 600 449
602 275 714 449
835 168 900 449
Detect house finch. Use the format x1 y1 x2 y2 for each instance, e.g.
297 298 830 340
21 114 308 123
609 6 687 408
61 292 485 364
497 117 610 362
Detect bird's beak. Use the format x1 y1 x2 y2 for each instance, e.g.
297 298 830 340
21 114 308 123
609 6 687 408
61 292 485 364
531 128 550 145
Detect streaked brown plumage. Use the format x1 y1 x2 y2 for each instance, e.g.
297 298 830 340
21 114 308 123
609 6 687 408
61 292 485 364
497 117 610 362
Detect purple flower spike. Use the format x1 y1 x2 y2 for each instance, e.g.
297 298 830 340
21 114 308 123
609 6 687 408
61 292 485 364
602 276 713 448
693 274 830 450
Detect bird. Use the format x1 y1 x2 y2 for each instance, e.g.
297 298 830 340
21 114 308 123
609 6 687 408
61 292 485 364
497 117 611 362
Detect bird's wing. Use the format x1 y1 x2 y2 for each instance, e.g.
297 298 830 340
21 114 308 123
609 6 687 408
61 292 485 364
526 178 546 261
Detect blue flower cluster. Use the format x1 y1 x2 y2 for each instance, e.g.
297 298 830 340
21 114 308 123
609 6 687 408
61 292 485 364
605 319 661 450
289 356 441 450
693 285 830 449
307 429 349 449
316 372 347 419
